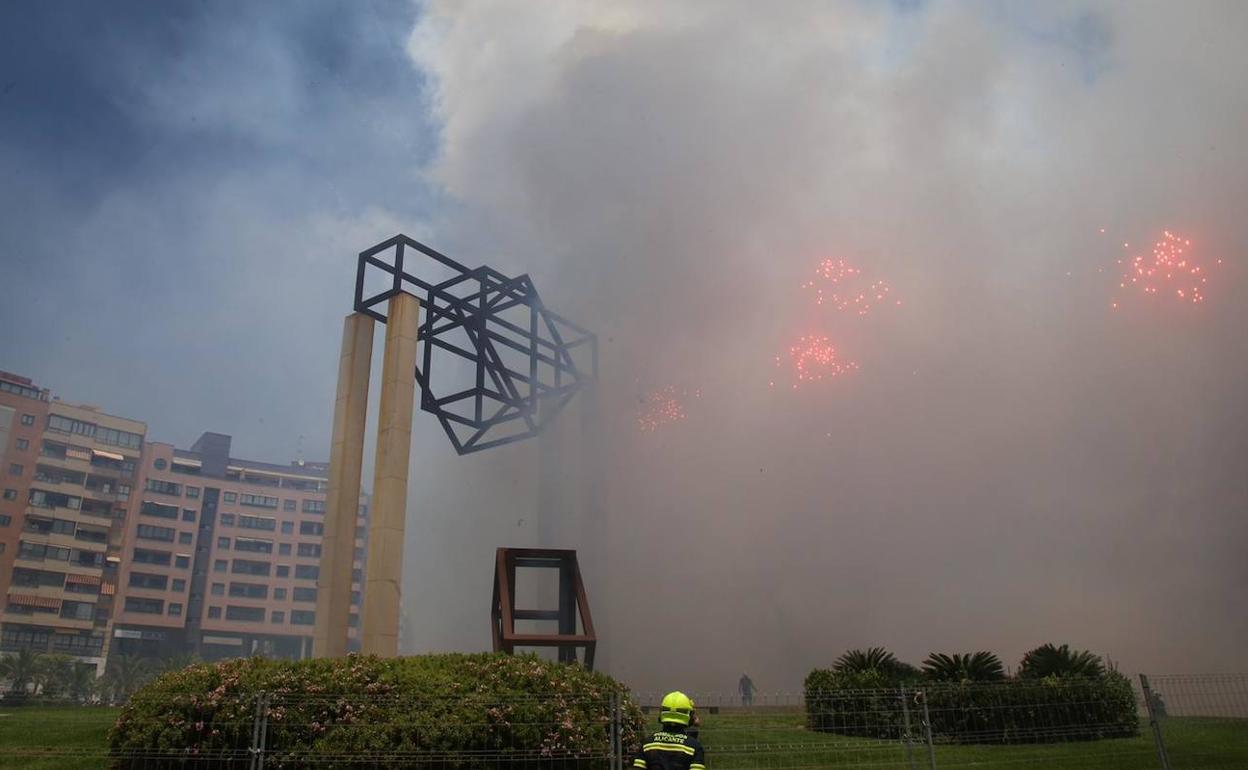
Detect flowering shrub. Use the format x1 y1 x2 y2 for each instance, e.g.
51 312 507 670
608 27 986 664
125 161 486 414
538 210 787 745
108 652 644 769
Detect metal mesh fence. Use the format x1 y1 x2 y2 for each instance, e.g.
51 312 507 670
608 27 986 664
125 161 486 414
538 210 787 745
0 674 1244 769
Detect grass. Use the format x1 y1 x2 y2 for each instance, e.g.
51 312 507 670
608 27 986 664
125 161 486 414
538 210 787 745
693 709 1248 769
0 704 1244 769
0 704 119 770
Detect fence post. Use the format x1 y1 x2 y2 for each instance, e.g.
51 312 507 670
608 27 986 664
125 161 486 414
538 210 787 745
1140 675 1171 770
900 685 918 770
918 690 937 770
249 692 264 770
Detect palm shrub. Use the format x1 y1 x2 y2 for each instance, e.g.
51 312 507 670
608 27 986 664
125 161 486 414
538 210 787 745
101 654 153 703
1018 644 1105 679
34 653 76 697
109 653 644 770
922 652 1005 682
0 649 42 696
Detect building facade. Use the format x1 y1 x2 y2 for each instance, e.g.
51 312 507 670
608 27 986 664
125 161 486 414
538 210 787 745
0 369 367 671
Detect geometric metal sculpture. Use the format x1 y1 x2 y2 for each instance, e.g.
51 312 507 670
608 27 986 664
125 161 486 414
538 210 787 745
355 235 597 455
491 547 596 669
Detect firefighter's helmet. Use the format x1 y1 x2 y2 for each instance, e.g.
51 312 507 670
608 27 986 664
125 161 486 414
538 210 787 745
660 691 695 726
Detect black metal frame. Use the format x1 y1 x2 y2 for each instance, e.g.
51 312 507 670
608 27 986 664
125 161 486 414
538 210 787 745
354 235 597 455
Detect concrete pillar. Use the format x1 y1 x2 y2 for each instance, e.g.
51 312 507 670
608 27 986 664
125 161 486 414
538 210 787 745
362 292 420 656
313 312 375 658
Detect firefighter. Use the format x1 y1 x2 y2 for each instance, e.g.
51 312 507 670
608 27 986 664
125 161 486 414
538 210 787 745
632 691 706 770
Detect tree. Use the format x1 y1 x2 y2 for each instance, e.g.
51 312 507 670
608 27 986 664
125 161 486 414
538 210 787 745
0 649 42 694
1018 644 1105 679
34 654 75 697
101 654 152 702
155 653 200 675
834 647 899 675
68 662 99 703
922 652 1006 682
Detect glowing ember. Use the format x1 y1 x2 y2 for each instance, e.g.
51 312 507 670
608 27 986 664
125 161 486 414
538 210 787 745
636 385 701 432
802 258 901 316
1113 230 1216 307
773 335 859 388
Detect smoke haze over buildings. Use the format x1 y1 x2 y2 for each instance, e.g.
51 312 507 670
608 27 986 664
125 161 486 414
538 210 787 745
2 1 1246 691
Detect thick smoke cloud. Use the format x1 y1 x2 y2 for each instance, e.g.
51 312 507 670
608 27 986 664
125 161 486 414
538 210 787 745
404 1 1248 691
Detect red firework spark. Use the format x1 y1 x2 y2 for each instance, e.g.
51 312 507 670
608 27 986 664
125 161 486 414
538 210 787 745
1112 230 1218 308
636 385 702 432
801 258 901 316
771 335 859 389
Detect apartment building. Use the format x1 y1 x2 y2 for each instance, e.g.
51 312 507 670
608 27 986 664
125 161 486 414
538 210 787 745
0 368 368 669
110 432 368 661
1 381 146 672
0 371 53 605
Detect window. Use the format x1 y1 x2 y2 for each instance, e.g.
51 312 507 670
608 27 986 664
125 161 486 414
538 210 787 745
211 582 224 596
15 438 29 451
168 603 183 616
352 569 362 582
278 543 291 556
213 559 228 572
153 459 167 470
175 555 190 569
231 559 271 576
234 537 273 554
61 600 95 620
178 532 193 545
273 587 287 600
207 606 222 619
2 489 15 501
276 565 290 578
217 537 231 549
65 580 99 595
240 494 279 509
271 610 285 624
182 508 197 522
9 464 23 477
15 541 61 562
291 610 315 626
302 500 326 514
350 590 361 605
297 543 322 558
299 521 324 536
97 426 142 450
125 597 164 614
51 634 102 654
141 500 179 519
354 547 365 560
349 613 359 627
186 486 200 499
238 514 276 531
294 565 319 580
21 414 36 426
283 499 296 511
281 521 293 534
171 578 186 592
48 414 95 436
145 478 181 496
132 548 172 565
223 492 237 504
225 605 265 622
128 572 169 590
355 525 366 539
219 513 235 526
228 582 268 599
0 514 10 527
292 586 317 602
13 567 66 588
136 524 176 542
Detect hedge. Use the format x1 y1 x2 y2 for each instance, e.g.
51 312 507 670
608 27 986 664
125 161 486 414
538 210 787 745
108 652 645 769
804 669 1138 744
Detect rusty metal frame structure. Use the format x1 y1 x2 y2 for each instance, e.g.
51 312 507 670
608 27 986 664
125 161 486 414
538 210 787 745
353 235 597 455
491 548 596 669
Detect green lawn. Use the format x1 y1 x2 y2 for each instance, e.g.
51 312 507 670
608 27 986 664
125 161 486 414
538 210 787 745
694 709 1248 769
0 705 119 770
1 704 1244 769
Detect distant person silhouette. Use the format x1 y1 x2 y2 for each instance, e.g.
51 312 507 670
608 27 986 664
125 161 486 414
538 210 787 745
738 673 755 707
